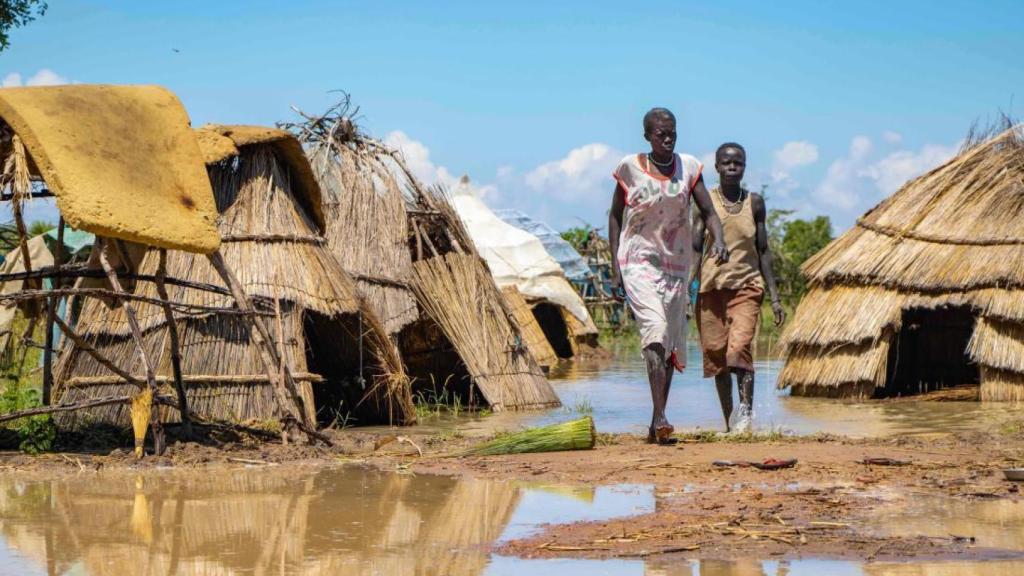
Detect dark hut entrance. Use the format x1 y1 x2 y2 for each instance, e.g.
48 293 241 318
398 319 476 408
880 306 979 398
531 303 573 359
304 311 381 426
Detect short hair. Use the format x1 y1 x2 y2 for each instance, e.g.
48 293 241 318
643 108 676 135
716 142 746 160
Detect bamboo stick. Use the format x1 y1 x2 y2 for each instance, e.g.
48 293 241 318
42 217 64 405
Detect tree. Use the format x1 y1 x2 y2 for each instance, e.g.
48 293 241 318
27 220 54 237
766 209 833 306
0 1 47 52
560 225 593 252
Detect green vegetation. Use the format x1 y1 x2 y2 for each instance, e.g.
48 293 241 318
456 416 596 456
560 224 594 252
766 209 833 307
675 428 787 443
0 386 55 453
0 312 56 454
0 1 47 51
27 220 55 237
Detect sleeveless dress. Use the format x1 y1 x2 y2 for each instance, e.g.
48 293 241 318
613 153 703 366
697 187 765 376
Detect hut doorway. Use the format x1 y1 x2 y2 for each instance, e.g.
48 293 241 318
398 319 476 408
881 306 979 398
531 303 573 359
304 311 378 426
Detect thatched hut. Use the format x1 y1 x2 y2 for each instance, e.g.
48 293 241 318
779 125 1024 401
54 125 413 427
450 177 601 360
291 105 559 411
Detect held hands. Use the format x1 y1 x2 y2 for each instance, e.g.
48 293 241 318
771 299 786 327
610 276 627 302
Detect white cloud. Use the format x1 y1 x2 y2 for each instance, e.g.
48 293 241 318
524 143 621 203
862 143 957 195
383 130 457 188
815 135 957 222
2 73 22 87
1 68 69 87
773 140 819 170
882 131 903 145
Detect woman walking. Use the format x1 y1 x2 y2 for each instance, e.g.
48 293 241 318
693 143 785 433
609 108 728 444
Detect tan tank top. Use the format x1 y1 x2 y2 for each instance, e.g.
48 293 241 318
699 187 764 292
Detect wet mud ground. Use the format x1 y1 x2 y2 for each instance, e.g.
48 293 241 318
2 424 1022 566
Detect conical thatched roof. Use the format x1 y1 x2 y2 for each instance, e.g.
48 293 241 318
779 125 1024 401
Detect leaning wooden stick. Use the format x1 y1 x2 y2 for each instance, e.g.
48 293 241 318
154 247 192 436
205 251 331 446
42 217 64 405
97 238 165 457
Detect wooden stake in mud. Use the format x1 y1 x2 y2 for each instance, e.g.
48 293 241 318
42 218 64 405
154 248 192 437
205 250 331 446
97 238 165 457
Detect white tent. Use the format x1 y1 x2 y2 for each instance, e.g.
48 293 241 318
450 177 596 333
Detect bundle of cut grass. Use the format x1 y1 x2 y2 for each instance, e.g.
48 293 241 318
455 416 595 457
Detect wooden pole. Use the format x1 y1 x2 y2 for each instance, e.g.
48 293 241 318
205 250 331 446
154 247 192 436
97 238 165 456
42 218 64 405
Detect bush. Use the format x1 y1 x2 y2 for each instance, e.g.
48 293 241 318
0 386 56 454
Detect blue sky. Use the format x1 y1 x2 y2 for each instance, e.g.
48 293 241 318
2 0 1022 231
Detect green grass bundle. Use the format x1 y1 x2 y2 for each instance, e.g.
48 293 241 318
456 416 595 457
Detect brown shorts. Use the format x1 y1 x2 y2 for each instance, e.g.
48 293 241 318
698 284 764 377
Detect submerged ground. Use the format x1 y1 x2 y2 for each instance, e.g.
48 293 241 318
1 345 1022 575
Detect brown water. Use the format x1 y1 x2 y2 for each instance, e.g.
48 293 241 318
437 345 1022 439
1 466 1022 575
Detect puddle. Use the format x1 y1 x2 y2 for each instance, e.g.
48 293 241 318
869 493 1024 551
0 466 651 576
1 466 1021 575
487 558 1024 575
434 344 1020 439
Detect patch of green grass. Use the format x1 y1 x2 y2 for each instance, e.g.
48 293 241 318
674 428 787 444
562 396 593 416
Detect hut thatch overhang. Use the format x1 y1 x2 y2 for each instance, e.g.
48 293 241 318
779 126 1024 401
286 103 560 411
54 125 414 427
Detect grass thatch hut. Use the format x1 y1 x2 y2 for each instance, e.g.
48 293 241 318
54 125 413 427
779 125 1024 401
289 103 559 411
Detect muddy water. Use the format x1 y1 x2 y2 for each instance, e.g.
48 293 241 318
446 344 1021 438
1 467 1022 576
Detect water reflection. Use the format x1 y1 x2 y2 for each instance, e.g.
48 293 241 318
1 467 1022 576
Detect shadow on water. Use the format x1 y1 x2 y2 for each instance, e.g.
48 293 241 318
0 467 1022 575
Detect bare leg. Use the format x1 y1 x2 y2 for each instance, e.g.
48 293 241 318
714 372 734 432
735 369 755 432
642 343 673 443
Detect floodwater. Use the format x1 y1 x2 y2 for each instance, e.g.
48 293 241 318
449 343 1022 438
1 466 1022 575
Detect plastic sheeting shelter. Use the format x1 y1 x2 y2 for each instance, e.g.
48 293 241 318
449 177 596 334
494 209 591 282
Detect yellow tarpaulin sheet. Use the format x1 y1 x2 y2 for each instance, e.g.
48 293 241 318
0 84 220 254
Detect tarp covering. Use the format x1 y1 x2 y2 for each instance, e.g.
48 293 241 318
450 178 595 332
494 209 591 281
0 85 220 253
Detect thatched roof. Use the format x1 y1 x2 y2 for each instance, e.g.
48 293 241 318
304 132 419 335
780 126 1024 400
55 130 412 425
0 85 220 253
